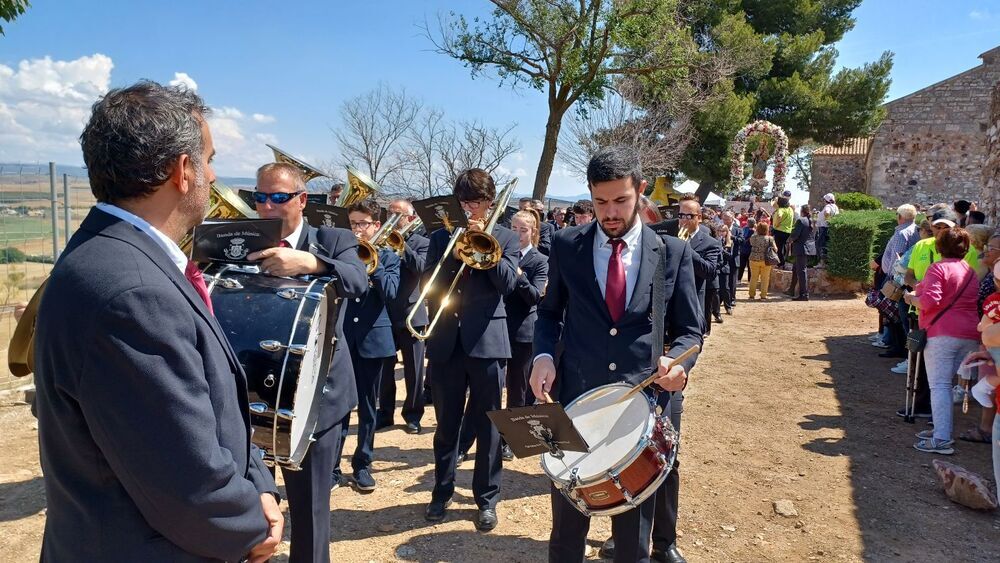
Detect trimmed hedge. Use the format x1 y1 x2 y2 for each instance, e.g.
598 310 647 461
0 247 26 264
835 192 883 210
827 210 898 281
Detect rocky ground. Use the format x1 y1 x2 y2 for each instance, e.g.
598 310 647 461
2 286 999 562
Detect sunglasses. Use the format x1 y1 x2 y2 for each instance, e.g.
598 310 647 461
253 191 304 205
677 213 698 220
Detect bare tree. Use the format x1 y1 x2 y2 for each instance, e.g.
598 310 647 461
437 120 521 188
334 84 421 186
386 108 447 199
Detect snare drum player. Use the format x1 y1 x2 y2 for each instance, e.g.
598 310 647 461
423 169 520 531
247 163 368 563
35 81 282 562
530 146 702 563
330 199 400 492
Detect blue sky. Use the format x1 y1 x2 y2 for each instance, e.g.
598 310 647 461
1 1 999 199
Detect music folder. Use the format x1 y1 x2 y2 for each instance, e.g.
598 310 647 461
304 204 350 230
486 402 589 459
191 218 282 263
412 195 468 234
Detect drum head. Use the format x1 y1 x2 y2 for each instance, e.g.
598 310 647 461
288 285 328 456
541 383 653 483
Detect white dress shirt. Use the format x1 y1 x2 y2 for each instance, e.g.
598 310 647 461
283 218 306 249
95 202 187 274
593 219 643 303
519 243 533 259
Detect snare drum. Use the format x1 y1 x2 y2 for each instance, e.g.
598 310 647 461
204 263 339 470
541 383 677 517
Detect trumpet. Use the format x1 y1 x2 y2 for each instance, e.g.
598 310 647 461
677 225 692 241
356 213 404 275
406 179 517 340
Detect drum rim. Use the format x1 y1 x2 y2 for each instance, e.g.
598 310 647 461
540 382 656 485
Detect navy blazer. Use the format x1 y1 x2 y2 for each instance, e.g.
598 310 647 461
423 225 519 360
651 219 722 303
534 222 703 404
387 232 429 329
506 246 549 343
35 208 278 562
537 220 553 256
345 247 400 359
789 217 817 257
298 224 369 425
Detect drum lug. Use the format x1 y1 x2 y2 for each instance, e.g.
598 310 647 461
276 408 295 420
206 275 243 290
276 288 326 301
229 264 261 275
609 472 635 505
259 340 309 356
249 402 268 414
288 344 308 355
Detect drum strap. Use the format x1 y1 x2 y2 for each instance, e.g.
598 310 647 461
650 236 666 374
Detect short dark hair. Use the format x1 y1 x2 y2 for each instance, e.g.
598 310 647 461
586 146 642 190
777 196 790 208
80 80 210 203
936 227 970 259
571 199 594 215
454 168 496 202
954 200 972 214
347 198 382 221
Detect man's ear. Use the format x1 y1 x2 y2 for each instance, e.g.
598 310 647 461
169 154 192 195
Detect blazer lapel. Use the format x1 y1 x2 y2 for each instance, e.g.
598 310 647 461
578 223 611 323
627 226 662 316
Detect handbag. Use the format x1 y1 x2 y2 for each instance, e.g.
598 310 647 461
881 279 904 301
764 237 780 266
906 270 976 353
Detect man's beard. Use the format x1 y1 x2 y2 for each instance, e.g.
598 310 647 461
179 159 210 233
598 202 640 239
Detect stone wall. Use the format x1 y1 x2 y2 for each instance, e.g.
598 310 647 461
809 155 866 207
866 48 1000 207
984 82 1000 224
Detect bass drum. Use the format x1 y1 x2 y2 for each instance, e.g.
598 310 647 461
204 263 339 470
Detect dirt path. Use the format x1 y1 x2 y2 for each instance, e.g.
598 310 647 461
2 289 999 561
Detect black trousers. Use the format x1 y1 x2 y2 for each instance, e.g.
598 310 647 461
430 349 504 509
653 392 683 551
377 326 426 425
774 230 790 268
333 351 388 472
788 254 808 297
506 341 534 409
717 269 732 310
737 251 751 282
549 483 655 562
704 288 716 334
279 414 348 563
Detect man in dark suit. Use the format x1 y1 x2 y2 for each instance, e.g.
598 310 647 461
248 163 368 563
722 211 742 310
378 198 429 434
787 204 817 301
423 168 519 531
330 199 400 493
531 147 702 563
35 81 282 562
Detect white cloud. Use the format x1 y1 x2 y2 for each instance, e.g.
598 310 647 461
252 113 276 124
970 10 991 20
206 107 280 176
0 54 113 165
168 71 198 91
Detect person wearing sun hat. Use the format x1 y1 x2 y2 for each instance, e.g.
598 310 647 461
816 193 839 262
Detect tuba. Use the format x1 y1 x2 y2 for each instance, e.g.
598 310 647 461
179 182 257 256
267 144 330 182
356 213 404 275
338 168 379 207
406 179 517 340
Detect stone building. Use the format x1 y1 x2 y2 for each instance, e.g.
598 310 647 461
810 45 1000 207
984 82 1000 224
808 137 869 207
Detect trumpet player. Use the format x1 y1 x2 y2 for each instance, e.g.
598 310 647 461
377 199 429 435
423 168 519 532
332 199 400 494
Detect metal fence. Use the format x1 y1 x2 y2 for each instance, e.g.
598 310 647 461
0 163 96 390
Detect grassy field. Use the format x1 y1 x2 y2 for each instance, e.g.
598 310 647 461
0 217 54 244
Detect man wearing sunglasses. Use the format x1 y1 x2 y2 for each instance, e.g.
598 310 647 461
246 163 368 563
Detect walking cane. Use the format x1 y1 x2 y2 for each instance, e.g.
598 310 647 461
904 350 922 424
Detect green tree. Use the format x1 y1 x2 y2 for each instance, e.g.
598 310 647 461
0 0 29 35
676 0 893 198
428 0 743 200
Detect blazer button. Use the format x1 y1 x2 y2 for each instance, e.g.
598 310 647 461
609 363 617 371
453 313 459 318
353 317 359 322
355 297 361 302
609 328 618 336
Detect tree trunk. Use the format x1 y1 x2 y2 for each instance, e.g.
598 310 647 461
694 179 715 205
531 108 566 200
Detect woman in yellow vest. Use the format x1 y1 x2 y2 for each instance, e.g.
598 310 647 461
772 194 795 268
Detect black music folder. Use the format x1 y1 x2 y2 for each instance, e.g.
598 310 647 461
304 204 350 230
237 188 257 208
191 218 282 263
306 193 329 205
413 195 468 234
487 402 590 459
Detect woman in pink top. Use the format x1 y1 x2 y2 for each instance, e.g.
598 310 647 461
903 228 981 454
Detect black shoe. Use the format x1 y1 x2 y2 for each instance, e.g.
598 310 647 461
330 472 344 491
792 295 809 301
713 314 724 323
652 544 688 563
725 306 733 315
353 468 376 492
878 350 906 359
501 444 514 461
896 407 932 419
374 419 394 431
425 499 451 522
456 451 469 464
784 290 795 297
599 537 615 559
404 421 421 435
475 508 498 532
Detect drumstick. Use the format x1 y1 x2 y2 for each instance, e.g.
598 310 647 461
618 345 700 403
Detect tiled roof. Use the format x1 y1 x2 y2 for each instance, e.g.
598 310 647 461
813 137 872 157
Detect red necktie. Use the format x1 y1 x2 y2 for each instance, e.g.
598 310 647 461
184 261 214 315
605 239 626 323
278 240 291 248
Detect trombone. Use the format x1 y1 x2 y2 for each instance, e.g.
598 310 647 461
406 179 517 340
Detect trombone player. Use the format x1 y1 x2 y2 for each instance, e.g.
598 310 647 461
422 168 519 532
